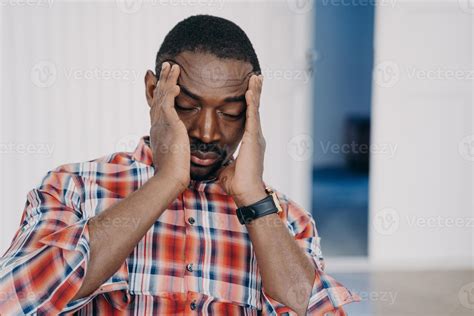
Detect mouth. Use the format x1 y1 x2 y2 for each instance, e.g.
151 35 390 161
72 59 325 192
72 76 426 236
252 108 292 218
190 151 221 167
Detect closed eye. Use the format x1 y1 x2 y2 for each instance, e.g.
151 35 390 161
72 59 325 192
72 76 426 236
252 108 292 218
220 112 244 119
175 103 198 112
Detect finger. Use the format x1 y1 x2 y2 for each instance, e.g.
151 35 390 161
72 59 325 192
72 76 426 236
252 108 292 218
244 89 261 135
248 75 262 109
166 63 176 81
157 62 171 91
159 61 170 81
163 65 180 110
244 75 264 135
151 62 170 108
168 64 181 87
162 66 181 122
255 75 263 107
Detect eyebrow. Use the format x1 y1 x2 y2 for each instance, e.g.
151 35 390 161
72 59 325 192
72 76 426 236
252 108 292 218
178 83 246 104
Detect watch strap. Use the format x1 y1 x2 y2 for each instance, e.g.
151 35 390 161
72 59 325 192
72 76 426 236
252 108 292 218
236 194 279 225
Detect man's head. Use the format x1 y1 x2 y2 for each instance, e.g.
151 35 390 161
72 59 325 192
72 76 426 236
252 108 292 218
145 15 261 181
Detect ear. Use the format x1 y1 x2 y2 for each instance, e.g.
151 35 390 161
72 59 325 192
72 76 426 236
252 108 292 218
144 70 157 108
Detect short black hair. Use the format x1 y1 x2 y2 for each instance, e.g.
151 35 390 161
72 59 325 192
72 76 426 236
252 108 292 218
155 15 260 76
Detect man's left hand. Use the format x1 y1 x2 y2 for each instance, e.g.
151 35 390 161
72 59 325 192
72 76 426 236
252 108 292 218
217 74 267 207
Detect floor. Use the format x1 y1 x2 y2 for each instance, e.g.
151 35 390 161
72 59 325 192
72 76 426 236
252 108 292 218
332 270 474 316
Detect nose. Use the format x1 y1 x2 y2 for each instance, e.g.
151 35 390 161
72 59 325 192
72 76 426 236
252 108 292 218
188 108 221 144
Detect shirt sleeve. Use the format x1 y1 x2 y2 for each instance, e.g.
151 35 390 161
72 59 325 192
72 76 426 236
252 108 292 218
259 194 360 315
0 170 131 315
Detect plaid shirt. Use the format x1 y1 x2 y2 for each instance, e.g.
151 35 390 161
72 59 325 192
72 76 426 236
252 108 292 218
0 136 359 315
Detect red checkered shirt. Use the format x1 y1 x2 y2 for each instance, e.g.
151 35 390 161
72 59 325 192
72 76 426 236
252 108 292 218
0 136 359 315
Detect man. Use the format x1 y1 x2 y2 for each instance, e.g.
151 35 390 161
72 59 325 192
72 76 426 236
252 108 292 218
0 15 359 315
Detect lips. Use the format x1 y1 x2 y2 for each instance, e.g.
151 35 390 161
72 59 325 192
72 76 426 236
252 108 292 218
190 151 220 167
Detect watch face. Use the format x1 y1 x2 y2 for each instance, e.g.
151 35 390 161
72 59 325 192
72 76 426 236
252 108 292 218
265 187 283 214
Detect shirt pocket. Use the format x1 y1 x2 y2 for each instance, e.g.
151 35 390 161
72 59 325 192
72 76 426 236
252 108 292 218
194 232 264 311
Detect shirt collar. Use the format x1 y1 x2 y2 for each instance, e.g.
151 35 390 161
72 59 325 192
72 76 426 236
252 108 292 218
131 135 227 195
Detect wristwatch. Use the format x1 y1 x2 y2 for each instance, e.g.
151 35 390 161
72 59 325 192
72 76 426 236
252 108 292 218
236 187 283 225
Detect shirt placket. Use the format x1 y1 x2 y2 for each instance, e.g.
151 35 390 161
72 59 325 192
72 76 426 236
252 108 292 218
182 185 202 314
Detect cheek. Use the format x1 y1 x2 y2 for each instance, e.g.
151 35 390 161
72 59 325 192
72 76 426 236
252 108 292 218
177 112 195 132
219 121 245 150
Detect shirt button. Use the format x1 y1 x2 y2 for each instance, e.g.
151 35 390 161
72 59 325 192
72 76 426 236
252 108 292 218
186 263 194 272
190 300 197 310
188 217 195 225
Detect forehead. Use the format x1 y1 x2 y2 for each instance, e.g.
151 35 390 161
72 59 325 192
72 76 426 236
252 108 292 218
171 51 254 102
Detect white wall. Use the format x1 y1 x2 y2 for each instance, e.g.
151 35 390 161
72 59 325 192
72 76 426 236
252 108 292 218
0 0 314 254
369 0 473 269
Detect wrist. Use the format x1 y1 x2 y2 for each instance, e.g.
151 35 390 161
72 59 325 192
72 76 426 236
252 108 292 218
152 173 188 197
233 186 267 208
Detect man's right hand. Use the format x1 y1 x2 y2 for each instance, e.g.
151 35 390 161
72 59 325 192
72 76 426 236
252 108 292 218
149 62 190 194
70 62 191 303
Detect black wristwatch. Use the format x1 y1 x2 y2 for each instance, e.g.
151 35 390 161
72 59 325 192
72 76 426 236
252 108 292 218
236 187 283 225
